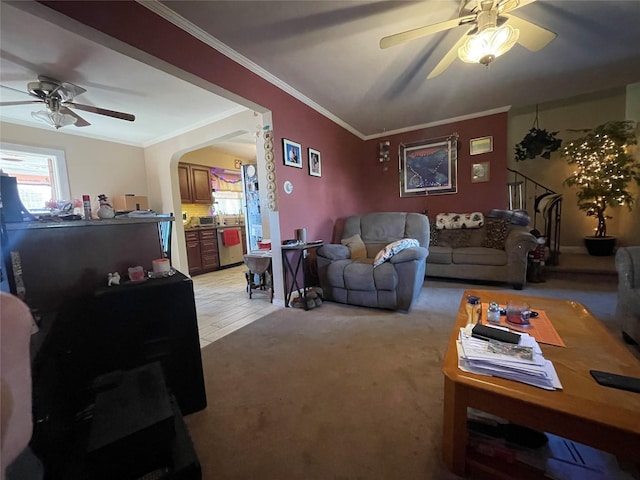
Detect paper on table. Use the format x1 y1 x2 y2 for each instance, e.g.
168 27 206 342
457 326 563 390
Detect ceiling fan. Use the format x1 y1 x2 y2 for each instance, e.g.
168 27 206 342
0 75 135 129
380 0 556 79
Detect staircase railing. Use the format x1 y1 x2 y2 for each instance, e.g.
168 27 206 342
507 168 562 266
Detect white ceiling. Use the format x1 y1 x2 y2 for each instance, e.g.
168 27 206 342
2 1 640 152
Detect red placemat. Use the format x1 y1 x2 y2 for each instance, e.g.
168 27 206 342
481 303 566 347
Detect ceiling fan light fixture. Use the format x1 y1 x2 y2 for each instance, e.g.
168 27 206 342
458 24 520 66
31 109 77 129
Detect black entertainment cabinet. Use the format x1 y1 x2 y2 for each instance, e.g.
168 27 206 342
30 271 206 479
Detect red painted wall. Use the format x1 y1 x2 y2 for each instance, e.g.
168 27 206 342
41 2 508 243
361 113 509 222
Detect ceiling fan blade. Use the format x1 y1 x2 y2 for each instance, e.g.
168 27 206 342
427 28 473 79
498 0 537 14
0 100 43 107
504 14 556 51
60 106 91 127
65 102 135 122
1 84 39 98
380 15 476 49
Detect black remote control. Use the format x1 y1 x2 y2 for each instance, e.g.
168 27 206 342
589 370 640 394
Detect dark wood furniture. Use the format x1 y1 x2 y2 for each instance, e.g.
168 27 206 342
178 163 212 204
282 242 323 310
442 289 640 479
4 216 173 313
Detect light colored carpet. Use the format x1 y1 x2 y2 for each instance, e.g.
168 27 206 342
185 274 630 480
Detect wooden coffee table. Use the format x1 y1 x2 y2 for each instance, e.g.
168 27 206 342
442 289 640 479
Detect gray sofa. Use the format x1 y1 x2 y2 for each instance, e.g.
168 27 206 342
316 212 429 311
615 246 640 344
426 218 537 289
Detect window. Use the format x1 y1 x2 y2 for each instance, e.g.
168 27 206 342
0 143 70 213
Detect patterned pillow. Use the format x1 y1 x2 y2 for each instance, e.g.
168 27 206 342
481 218 510 250
436 212 484 230
373 238 420 267
429 221 440 246
341 233 367 260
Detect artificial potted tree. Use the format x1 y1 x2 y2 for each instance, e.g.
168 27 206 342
561 120 640 256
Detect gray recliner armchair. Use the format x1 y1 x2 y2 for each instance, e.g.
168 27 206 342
316 212 429 311
615 246 640 344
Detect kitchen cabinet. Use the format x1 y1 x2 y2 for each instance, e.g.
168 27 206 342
185 228 219 276
200 229 220 271
185 231 202 275
179 162 212 204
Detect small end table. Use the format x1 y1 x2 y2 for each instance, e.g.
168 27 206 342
281 242 323 310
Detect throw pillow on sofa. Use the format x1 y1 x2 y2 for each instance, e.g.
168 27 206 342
481 218 510 249
436 212 484 230
341 233 367 259
373 238 420 267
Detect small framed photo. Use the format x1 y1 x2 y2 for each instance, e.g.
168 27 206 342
283 138 302 168
470 136 493 155
471 161 490 183
308 148 321 177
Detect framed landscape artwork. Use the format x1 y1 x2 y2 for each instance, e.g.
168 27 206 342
283 138 302 168
471 161 490 183
308 148 321 177
470 136 493 155
399 133 458 197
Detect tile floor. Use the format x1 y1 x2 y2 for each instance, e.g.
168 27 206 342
191 264 281 348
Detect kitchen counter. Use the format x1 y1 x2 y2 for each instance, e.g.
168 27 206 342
184 223 244 231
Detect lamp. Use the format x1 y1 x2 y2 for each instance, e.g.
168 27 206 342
458 9 519 66
31 109 77 129
30 95 77 130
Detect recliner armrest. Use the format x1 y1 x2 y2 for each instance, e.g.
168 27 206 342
317 244 350 261
388 246 429 264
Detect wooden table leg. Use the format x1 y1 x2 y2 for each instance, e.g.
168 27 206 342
442 375 468 476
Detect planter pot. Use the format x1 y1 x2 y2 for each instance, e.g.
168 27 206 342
584 236 616 256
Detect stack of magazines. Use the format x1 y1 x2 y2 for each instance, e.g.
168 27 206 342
457 324 563 390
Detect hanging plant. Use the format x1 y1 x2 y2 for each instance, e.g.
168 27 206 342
514 106 562 161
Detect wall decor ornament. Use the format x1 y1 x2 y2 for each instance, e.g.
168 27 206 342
283 138 302 168
308 148 321 177
264 130 277 211
399 133 458 197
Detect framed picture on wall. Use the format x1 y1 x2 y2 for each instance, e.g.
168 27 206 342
470 136 493 155
283 138 302 168
399 133 458 197
308 148 321 177
471 161 490 183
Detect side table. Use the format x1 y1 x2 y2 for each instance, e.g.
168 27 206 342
281 242 323 310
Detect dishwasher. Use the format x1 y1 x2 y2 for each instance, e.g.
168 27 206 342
217 227 244 266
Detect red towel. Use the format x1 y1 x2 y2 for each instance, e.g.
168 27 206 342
223 228 240 246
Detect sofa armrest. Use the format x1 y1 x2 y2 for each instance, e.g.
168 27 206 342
388 246 429 264
317 244 350 261
615 246 640 290
504 228 537 257
504 228 537 289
